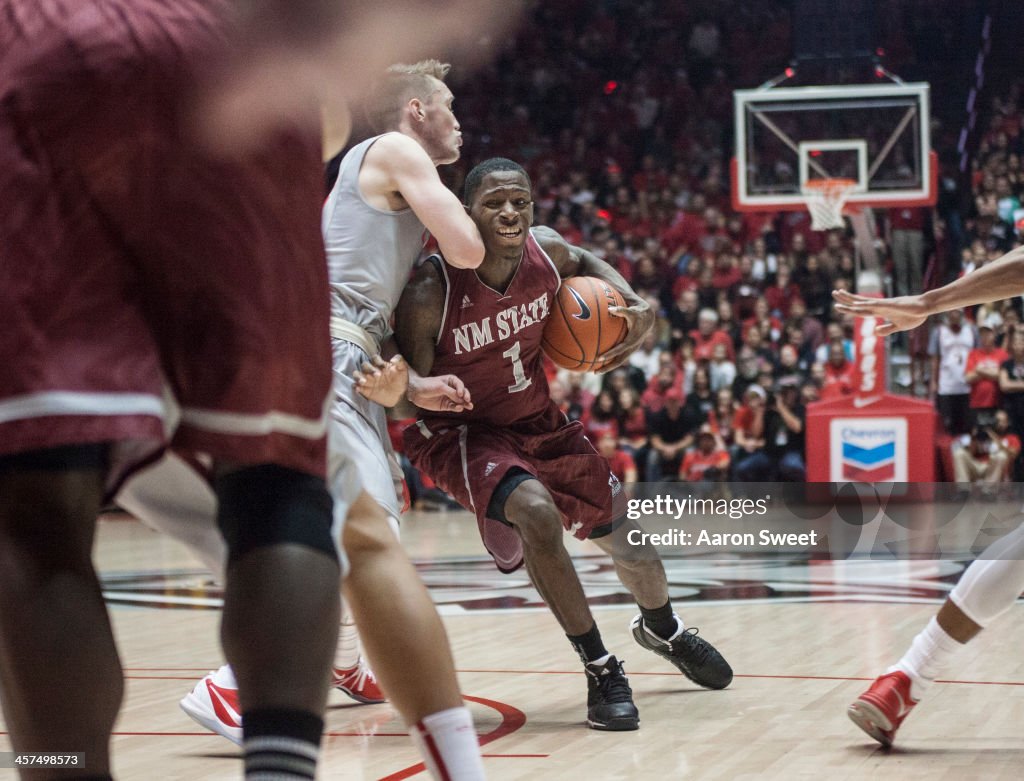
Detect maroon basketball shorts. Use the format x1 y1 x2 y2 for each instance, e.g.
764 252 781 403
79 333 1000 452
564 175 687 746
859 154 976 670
0 0 331 492
405 417 626 572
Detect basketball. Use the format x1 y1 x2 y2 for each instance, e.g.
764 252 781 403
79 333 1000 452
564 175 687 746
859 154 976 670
542 276 627 371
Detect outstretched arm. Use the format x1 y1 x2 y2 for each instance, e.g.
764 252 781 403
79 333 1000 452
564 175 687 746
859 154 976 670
533 225 654 372
833 245 1024 335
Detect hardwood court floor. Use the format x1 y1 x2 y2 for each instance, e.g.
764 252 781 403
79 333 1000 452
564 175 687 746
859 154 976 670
3 510 1024 780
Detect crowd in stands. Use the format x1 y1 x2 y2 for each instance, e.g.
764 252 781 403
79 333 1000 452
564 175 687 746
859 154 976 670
387 0 1023 497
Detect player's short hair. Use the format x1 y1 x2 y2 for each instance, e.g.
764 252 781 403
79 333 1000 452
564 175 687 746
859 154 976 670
463 158 531 205
365 59 451 133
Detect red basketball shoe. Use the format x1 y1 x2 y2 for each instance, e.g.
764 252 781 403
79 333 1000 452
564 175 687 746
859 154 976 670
848 670 918 747
332 658 386 704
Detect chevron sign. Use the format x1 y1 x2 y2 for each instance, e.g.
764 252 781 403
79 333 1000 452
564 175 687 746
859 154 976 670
829 418 908 482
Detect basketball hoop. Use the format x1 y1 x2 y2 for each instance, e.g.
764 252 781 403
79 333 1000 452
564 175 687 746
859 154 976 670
801 178 858 231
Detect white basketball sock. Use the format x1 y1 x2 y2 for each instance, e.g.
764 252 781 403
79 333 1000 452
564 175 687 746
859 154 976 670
889 616 960 701
410 706 485 781
334 602 361 670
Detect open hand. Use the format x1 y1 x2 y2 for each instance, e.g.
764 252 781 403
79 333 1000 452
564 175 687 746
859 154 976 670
354 355 408 407
832 290 929 335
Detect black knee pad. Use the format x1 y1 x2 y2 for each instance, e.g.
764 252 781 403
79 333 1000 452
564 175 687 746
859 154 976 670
214 465 336 565
487 467 537 526
588 513 628 540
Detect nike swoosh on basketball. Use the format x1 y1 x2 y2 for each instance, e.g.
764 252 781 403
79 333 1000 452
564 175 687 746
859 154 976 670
206 680 242 727
568 287 592 320
853 395 883 408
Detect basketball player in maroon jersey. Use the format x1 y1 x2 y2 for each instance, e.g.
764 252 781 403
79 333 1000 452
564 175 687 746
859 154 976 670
394 158 733 731
834 252 1024 746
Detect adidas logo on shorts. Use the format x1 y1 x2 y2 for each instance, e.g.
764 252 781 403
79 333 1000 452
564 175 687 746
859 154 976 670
484 462 498 476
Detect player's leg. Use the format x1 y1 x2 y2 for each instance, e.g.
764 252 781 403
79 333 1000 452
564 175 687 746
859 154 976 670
331 606 386 704
0 445 119 780
849 520 1024 746
215 462 340 778
499 475 638 731
341 491 485 780
503 476 595 635
589 518 732 690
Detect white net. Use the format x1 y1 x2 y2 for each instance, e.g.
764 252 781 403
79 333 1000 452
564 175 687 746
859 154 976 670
802 179 857 231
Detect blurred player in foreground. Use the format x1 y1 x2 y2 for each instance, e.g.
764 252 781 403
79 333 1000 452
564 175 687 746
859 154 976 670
130 59 489 780
0 2 516 779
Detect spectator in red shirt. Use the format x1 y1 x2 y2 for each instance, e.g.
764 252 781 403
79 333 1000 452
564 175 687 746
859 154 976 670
617 387 649 453
630 253 665 302
764 265 799 318
965 316 1009 427
711 251 741 290
707 387 739 448
641 362 684 413
818 339 855 401
743 296 784 346
563 371 595 419
691 308 735 361
583 389 620 443
680 428 731 483
733 384 768 478
662 193 709 258
597 433 638 490
553 213 583 246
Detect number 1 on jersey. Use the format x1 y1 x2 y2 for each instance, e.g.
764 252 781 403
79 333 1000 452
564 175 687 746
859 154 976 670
503 341 532 393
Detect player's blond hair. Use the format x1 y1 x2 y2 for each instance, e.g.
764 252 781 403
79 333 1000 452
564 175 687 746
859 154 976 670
365 59 452 133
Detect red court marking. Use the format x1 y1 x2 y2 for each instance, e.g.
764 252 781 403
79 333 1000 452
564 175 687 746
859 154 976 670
122 670 1024 687
457 669 1024 686
377 694 527 781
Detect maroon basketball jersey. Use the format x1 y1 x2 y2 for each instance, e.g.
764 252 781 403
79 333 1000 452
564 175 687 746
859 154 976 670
425 230 562 430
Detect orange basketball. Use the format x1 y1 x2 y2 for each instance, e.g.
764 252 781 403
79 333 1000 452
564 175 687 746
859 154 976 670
542 276 627 371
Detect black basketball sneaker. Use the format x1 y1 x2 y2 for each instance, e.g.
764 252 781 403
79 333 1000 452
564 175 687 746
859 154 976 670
584 655 639 731
631 615 733 690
